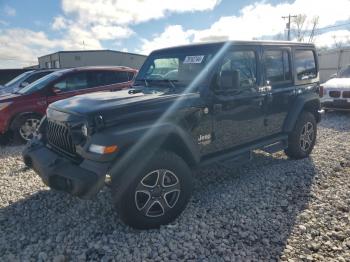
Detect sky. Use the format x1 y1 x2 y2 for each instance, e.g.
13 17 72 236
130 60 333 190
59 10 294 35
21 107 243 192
0 0 350 68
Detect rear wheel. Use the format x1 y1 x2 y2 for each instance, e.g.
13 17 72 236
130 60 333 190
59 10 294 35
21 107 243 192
285 111 317 159
114 151 193 229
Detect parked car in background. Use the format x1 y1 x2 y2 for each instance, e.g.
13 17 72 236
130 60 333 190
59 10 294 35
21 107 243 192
0 69 57 95
320 65 350 111
0 66 137 142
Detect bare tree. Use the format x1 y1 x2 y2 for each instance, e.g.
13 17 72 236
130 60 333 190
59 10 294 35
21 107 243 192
308 16 319 43
333 35 344 49
291 14 319 43
293 14 307 41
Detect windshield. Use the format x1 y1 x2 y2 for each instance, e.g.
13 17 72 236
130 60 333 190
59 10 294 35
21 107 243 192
17 71 62 95
339 66 350 78
4 71 34 87
135 47 219 89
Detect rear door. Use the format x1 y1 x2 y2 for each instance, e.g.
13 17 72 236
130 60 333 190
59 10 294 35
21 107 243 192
90 70 133 92
262 47 296 136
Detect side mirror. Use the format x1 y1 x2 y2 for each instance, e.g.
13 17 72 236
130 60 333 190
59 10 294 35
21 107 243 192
20 81 29 88
219 70 240 91
51 87 62 94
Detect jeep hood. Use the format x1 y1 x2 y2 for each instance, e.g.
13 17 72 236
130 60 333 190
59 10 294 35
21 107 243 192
323 78 350 89
49 89 195 116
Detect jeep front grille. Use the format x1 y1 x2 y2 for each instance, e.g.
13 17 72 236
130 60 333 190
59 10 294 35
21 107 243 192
46 120 76 157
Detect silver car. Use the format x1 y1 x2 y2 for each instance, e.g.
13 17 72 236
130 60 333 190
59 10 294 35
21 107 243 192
0 69 56 94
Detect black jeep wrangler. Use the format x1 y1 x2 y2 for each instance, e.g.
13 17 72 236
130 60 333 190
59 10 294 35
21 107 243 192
23 41 321 229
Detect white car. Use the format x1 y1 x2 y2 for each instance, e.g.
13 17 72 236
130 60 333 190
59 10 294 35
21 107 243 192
320 67 350 111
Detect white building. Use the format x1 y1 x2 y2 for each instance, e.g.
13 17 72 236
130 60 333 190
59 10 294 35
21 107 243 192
318 47 350 82
38 50 147 70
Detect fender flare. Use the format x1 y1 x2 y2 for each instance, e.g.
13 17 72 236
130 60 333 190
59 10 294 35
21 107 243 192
283 93 320 133
94 122 199 203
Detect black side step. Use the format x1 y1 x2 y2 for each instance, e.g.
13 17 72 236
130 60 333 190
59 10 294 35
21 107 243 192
200 134 288 168
262 139 288 154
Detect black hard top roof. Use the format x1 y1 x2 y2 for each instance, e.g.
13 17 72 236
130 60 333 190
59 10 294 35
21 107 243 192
153 40 316 53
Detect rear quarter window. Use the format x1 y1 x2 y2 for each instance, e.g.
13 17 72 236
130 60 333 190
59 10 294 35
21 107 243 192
295 50 317 81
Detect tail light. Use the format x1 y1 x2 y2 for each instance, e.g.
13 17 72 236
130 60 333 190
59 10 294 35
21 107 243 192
319 85 324 98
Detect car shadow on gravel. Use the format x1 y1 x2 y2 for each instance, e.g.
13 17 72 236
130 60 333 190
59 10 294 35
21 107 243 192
0 152 318 261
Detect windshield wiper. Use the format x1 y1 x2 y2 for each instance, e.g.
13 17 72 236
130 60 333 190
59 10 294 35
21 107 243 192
161 79 176 89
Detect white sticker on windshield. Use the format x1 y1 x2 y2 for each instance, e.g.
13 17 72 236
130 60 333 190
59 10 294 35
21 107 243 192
183 55 205 64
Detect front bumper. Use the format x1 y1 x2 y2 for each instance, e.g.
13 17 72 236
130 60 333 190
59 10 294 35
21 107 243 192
322 100 350 111
23 140 110 199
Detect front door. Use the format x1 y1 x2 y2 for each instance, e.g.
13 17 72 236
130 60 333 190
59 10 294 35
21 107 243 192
46 72 89 105
211 47 267 151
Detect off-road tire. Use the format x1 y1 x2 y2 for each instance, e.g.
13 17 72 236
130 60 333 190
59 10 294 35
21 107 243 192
115 151 193 229
285 111 317 159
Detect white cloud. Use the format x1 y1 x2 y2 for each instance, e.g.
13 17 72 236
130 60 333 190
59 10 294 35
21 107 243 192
139 0 350 52
91 25 134 40
0 0 220 68
0 28 56 68
3 5 16 16
139 25 194 55
52 16 69 30
61 0 221 25
56 0 220 52
0 27 103 68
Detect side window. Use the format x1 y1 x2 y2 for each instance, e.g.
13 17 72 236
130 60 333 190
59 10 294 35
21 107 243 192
115 71 129 83
127 72 135 81
295 50 317 81
263 50 291 84
101 71 130 85
25 72 51 84
101 71 119 86
217 50 257 90
53 72 88 92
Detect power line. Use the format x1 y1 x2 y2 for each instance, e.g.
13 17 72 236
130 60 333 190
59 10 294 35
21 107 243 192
315 22 350 33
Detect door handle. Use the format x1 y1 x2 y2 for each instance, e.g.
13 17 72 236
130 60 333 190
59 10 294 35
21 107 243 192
213 104 222 113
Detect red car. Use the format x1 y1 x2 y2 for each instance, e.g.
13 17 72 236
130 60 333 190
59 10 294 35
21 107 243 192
0 66 137 142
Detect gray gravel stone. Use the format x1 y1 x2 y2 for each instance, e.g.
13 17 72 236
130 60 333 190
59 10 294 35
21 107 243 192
0 112 350 261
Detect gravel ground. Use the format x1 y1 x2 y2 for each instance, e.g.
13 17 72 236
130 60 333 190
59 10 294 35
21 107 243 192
1 112 350 262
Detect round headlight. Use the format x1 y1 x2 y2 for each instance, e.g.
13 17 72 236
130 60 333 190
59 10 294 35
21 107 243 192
81 124 88 137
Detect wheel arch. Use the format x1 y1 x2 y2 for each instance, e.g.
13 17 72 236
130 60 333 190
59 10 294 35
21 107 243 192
283 95 320 133
9 111 43 132
108 123 199 203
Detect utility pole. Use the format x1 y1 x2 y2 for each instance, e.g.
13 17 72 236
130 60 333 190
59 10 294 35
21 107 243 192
282 14 297 41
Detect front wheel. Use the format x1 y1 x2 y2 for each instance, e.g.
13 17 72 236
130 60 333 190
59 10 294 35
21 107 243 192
115 151 194 229
284 111 317 159
15 115 42 143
